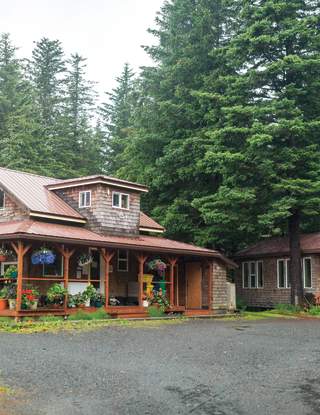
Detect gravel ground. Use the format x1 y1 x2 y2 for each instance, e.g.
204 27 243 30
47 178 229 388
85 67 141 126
0 318 320 415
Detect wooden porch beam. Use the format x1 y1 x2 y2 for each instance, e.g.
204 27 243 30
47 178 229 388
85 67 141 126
136 253 148 306
100 248 115 307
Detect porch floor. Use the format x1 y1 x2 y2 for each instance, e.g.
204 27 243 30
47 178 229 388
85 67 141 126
0 305 216 319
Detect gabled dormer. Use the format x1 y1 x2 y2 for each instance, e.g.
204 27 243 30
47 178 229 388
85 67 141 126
46 175 150 236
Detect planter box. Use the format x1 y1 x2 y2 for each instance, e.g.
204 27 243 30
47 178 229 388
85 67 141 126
0 298 8 310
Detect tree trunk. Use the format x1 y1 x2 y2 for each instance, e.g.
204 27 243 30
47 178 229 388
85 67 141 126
288 210 303 306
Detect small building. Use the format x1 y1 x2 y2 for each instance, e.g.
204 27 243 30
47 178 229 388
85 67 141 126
234 235 320 308
0 167 235 318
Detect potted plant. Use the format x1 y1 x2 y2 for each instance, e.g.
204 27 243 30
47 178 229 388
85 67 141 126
90 292 105 308
82 284 97 306
31 247 56 265
0 286 8 310
4 265 18 279
21 287 40 310
0 247 11 262
47 283 67 307
147 289 170 312
72 293 87 308
78 253 93 267
6 283 17 310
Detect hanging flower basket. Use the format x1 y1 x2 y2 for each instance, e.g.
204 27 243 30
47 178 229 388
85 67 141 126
31 248 56 265
78 253 93 267
0 247 13 262
147 259 167 276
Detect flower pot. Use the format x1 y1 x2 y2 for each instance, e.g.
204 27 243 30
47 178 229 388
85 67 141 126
30 300 38 310
10 271 17 279
8 299 16 310
0 255 7 262
143 300 149 308
0 298 8 310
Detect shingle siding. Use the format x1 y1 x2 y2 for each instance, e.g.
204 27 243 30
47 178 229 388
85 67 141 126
55 184 140 236
235 255 320 308
0 192 29 222
211 260 228 311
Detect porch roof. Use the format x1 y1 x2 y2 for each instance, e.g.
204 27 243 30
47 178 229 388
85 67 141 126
0 220 235 266
235 233 320 259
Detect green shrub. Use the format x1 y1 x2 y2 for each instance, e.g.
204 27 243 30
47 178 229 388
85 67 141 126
274 303 301 314
68 309 110 321
148 306 166 317
236 297 247 311
308 306 320 316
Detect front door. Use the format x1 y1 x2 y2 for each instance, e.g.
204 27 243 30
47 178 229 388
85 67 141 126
186 262 202 309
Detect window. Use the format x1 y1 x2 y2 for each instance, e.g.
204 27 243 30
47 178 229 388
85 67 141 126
43 254 63 277
242 261 263 288
117 250 129 272
303 257 312 289
277 259 290 288
112 192 129 209
0 190 5 209
79 191 91 208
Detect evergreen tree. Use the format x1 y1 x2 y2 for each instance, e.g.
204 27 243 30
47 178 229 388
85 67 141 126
118 0 240 242
99 63 135 174
196 0 320 304
0 33 44 173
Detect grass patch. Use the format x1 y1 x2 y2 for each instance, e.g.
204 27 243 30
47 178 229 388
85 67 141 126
308 306 320 316
148 306 166 318
241 311 295 320
274 303 302 314
38 315 64 322
0 316 185 334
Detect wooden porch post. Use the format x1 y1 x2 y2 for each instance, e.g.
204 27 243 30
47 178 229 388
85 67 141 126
208 261 213 311
137 254 148 306
168 257 178 306
11 241 31 311
101 249 115 307
57 246 75 311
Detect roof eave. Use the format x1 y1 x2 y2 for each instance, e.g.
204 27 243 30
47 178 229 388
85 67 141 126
47 178 149 193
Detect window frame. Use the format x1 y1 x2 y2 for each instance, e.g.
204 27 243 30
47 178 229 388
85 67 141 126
112 191 130 210
117 250 129 272
303 257 312 289
79 190 91 208
277 258 290 289
242 260 263 289
0 190 5 210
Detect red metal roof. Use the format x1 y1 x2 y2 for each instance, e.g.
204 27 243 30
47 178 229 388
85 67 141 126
0 167 84 220
139 212 164 232
0 220 235 265
236 233 320 258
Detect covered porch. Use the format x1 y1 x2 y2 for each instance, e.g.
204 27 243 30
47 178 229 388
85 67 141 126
0 220 232 318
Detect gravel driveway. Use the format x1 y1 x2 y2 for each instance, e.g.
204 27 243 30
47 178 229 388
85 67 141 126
0 318 320 415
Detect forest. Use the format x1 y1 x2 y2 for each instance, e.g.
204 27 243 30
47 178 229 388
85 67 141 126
0 0 320 304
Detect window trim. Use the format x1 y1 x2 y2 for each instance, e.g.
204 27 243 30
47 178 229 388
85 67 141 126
117 250 129 272
79 190 91 208
112 191 130 210
0 190 5 210
242 260 263 289
303 257 312 289
277 258 290 289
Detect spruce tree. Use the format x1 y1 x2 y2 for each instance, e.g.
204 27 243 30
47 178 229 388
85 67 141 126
197 0 320 304
0 33 44 173
118 0 240 242
99 63 135 174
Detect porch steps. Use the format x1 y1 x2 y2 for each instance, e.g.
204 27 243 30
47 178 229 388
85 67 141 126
105 306 148 319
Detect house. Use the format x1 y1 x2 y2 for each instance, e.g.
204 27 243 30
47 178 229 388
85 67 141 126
0 167 235 318
234 235 320 308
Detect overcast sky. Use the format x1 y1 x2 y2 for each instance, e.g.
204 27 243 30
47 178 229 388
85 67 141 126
1 0 165 99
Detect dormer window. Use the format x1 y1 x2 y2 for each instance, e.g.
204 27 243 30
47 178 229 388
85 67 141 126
0 190 4 209
112 192 129 210
79 191 91 208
